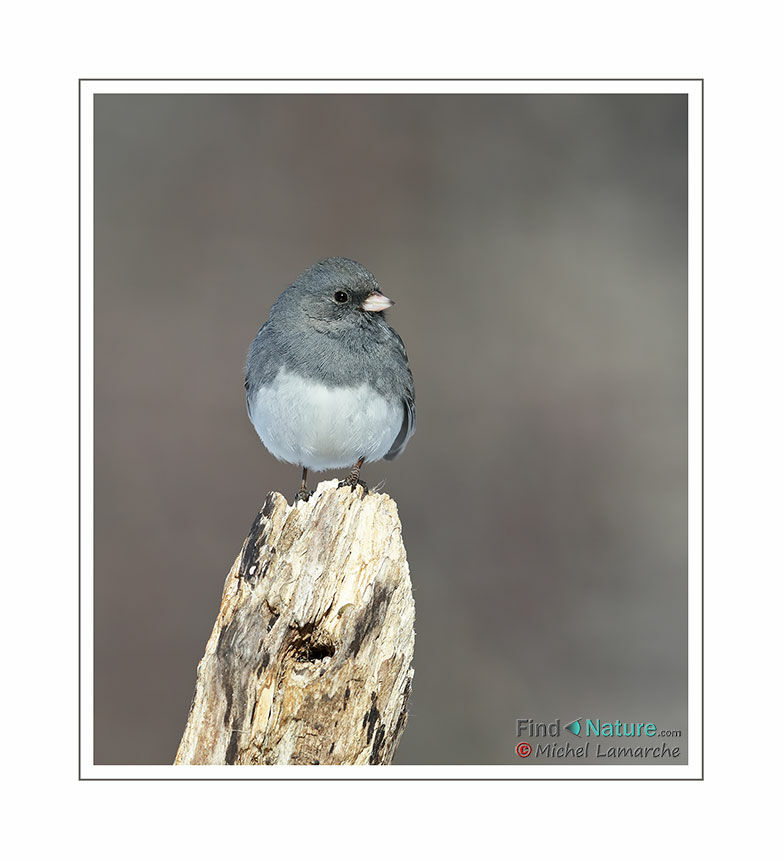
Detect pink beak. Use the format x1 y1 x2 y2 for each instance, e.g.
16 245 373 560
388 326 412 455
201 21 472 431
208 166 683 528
361 291 395 312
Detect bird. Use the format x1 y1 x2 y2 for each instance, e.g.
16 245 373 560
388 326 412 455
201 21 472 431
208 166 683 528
245 257 415 501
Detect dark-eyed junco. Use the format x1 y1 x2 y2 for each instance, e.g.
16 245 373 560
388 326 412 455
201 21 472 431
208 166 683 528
245 257 415 501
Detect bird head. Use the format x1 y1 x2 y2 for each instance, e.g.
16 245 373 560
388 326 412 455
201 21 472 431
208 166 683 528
282 257 394 330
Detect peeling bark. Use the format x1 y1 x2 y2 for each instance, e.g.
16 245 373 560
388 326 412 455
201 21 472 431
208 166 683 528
175 480 415 766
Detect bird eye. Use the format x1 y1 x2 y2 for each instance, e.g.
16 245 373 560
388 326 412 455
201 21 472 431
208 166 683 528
333 290 349 304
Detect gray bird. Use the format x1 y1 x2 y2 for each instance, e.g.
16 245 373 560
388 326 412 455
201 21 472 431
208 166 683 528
245 257 415 501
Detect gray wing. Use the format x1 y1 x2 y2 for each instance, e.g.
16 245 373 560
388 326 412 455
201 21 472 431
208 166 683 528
383 328 416 461
244 321 280 419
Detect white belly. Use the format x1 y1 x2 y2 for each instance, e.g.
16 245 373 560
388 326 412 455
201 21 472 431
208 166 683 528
249 368 403 471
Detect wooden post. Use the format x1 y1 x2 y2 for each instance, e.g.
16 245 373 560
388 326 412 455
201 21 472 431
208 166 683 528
174 480 415 765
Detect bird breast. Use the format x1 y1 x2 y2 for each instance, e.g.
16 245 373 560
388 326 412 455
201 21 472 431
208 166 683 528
248 367 403 471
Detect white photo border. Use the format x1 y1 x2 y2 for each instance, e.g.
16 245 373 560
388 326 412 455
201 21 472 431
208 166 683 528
79 78 703 780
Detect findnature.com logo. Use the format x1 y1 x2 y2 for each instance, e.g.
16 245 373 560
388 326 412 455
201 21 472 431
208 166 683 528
515 718 683 761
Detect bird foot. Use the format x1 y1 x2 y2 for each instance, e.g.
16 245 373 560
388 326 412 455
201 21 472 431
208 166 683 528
294 488 313 503
337 477 369 494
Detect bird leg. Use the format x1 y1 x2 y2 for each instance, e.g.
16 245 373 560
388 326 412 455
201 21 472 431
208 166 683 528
294 466 312 502
339 457 368 493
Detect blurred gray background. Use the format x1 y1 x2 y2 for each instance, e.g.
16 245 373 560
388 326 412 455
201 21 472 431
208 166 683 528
94 93 687 766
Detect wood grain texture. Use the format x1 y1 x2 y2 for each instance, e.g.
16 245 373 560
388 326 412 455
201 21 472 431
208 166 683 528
175 480 415 765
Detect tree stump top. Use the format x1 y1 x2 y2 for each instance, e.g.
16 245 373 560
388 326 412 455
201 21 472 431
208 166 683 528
175 481 415 766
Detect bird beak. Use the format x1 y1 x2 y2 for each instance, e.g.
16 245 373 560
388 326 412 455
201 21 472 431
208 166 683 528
361 291 395 312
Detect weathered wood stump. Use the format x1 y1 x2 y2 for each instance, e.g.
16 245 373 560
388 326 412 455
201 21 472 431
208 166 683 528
175 480 415 765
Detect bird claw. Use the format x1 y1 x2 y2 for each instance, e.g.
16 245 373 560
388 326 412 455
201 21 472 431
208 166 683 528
294 488 313 503
337 478 369 494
